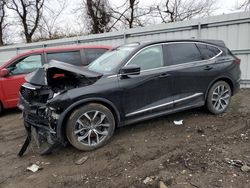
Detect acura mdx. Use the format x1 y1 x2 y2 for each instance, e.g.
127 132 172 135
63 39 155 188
18 39 241 155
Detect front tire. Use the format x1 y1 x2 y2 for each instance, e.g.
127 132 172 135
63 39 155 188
206 81 232 114
66 103 115 151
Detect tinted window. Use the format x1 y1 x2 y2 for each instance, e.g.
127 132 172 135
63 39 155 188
8 55 42 75
166 43 202 65
197 44 221 59
85 48 108 65
88 46 135 73
47 51 82 66
129 45 164 71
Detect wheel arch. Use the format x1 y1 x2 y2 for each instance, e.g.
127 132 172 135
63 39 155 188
56 98 120 144
205 76 234 100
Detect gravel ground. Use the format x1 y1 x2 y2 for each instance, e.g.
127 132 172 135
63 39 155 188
0 89 250 188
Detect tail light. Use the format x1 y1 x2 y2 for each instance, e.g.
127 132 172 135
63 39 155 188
234 58 241 64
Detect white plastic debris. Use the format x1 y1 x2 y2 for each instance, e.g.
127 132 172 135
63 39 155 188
143 176 154 184
26 164 42 172
173 120 183 125
241 165 250 172
75 156 88 165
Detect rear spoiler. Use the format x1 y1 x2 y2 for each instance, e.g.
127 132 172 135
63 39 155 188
203 40 226 48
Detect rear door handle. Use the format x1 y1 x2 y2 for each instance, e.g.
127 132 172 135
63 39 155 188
204 65 213 71
158 73 170 78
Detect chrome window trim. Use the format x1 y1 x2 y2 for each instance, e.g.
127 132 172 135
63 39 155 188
126 93 203 117
107 41 222 78
125 41 222 68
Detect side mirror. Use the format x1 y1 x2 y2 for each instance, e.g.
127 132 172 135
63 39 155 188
120 65 140 77
0 68 9 77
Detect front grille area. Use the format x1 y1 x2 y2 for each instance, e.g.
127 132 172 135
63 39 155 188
20 86 50 103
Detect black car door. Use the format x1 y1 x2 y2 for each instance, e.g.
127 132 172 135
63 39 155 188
118 44 174 121
163 42 221 109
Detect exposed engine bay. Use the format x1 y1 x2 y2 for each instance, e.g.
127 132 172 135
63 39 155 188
18 60 102 156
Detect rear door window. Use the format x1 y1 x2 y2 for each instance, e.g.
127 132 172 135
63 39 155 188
84 48 109 65
47 51 82 66
165 43 202 65
196 43 221 60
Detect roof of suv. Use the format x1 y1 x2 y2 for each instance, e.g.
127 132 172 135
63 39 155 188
125 39 226 49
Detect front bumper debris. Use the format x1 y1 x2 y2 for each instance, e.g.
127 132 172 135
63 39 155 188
18 91 60 156
18 121 31 157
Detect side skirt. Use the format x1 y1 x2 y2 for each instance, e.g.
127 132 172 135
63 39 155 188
120 101 205 127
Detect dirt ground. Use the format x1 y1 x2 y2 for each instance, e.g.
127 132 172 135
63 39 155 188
0 90 250 188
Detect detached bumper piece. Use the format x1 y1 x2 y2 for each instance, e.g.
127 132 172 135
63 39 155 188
18 120 58 156
18 85 60 156
18 122 31 157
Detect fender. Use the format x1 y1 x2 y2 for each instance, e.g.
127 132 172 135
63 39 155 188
56 97 121 143
205 75 234 100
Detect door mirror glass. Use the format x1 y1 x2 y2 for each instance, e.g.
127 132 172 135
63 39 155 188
0 68 9 77
120 65 140 76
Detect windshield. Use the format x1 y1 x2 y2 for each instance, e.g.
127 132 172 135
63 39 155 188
88 46 136 73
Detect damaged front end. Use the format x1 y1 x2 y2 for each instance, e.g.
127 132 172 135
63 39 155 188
18 60 102 156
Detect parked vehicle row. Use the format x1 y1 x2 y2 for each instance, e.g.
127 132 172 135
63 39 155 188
17 39 241 155
0 45 111 113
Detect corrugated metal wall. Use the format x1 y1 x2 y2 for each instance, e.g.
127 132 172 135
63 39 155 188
0 11 250 87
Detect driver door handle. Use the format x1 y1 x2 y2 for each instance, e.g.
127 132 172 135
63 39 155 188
158 73 170 78
204 65 213 71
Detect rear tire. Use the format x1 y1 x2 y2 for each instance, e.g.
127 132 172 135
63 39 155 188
66 103 115 151
206 81 231 114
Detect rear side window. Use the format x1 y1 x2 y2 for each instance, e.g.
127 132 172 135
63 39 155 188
84 48 109 65
165 43 202 65
47 51 82 66
197 43 221 60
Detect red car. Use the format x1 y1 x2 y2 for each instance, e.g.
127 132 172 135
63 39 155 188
0 45 111 113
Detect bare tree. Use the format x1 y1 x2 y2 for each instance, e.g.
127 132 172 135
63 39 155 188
36 0 68 40
7 0 45 43
157 0 215 23
110 0 154 29
82 0 112 34
238 0 250 11
0 0 8 45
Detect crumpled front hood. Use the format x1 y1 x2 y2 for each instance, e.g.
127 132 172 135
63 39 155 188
25 60 102 86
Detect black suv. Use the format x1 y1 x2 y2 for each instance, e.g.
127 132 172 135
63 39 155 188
18 39 241 155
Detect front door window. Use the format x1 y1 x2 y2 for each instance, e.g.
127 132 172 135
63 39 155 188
129 45 164 71
8 54 42 75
